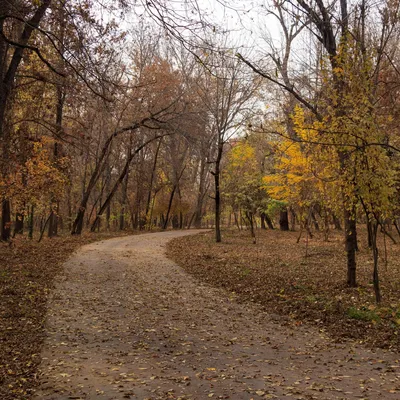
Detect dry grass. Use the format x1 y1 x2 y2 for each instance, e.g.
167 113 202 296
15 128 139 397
167 227 400 350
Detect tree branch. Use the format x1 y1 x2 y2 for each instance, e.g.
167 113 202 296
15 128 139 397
236 53 321 119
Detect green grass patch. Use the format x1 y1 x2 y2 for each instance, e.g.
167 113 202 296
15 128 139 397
347 306 380 323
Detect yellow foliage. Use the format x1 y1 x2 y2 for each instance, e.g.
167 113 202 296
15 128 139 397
223 140 266 213
0 139 67 210
263 35 399 220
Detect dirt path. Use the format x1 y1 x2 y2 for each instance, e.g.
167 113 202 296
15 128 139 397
35 231 400 400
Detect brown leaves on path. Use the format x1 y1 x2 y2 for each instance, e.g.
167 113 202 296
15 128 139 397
0 231 136 400
167 229 400 351
31 231 400 399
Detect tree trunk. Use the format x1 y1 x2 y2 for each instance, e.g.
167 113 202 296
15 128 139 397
394 219 400 237
172 214 179 229
91 154 133 232
119 207 125 230
323 210 330 241
38 212 52 243
90 137 163 232
186 212 196 229
74 133 164 234
0 2 52 241
289 208 296 231
28 205 34 239
179 211 183 229
260 213 266 229
194 157 208 229
119 164 130 230
367 219 373 248
333 214 342 230
264 213 274 230
163 185 176 230
1 200 11 241
311 211 319 231
145 138 162 227
279 209 289 231
344 207 357 287
233 211 240 230
147 190 158 230
214 171 221 242
13 212 24 236
368 220 381 303
0 0 51 139
49 8 66 237
48 202 59 238
214 141 223 243
246 211 256 244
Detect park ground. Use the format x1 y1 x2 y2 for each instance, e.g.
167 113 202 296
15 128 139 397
167 228 400 350
0 228 400 398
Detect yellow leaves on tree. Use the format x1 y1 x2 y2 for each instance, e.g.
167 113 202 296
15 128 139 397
223 140 266 213
319 36 398 218
263 34 399 221
0 138 67 211
263 107 337 214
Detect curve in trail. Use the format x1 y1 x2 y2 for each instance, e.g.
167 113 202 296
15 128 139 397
35 230 400 400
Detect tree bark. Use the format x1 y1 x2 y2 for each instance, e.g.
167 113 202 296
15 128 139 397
119 159 130 230
265 213 274 230
91 152 133 232
311 211 319 231
344 208 357 287
0 0 52 137
260 213 266 229
194 155 208 228
279 209 289 231
289 208 296 231
38 212 52 243
90 135 165 232
145 138 162 227
28 205 34 239
333 214 342 230
246 211 256 244
214 141 223 242
163 185 176 230
1 199 11 241
13 212 24 236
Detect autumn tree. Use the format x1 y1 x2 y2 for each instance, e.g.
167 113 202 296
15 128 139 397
233 0 400 291
192 44 261 241
223 139 268 243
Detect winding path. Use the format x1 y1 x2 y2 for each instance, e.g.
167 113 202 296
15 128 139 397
35 231 400 399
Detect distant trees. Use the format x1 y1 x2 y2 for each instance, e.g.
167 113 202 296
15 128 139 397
2 0 400 304
240 0 400 299
192 44 261 242
223 140 267 243
0 2 217 239
0 0 135 239
0 0 53 241
142 0 400 300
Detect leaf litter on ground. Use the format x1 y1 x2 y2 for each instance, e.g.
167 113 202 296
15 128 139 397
167 228 400 351
0 231 137 400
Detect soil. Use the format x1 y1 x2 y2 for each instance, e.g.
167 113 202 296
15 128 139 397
34 230 400 399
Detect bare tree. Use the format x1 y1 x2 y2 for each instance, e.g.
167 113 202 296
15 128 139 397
195 44 261 242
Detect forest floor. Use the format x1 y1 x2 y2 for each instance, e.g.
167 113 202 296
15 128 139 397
20 230 400 399
167 228 400 352
0 230 137 400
